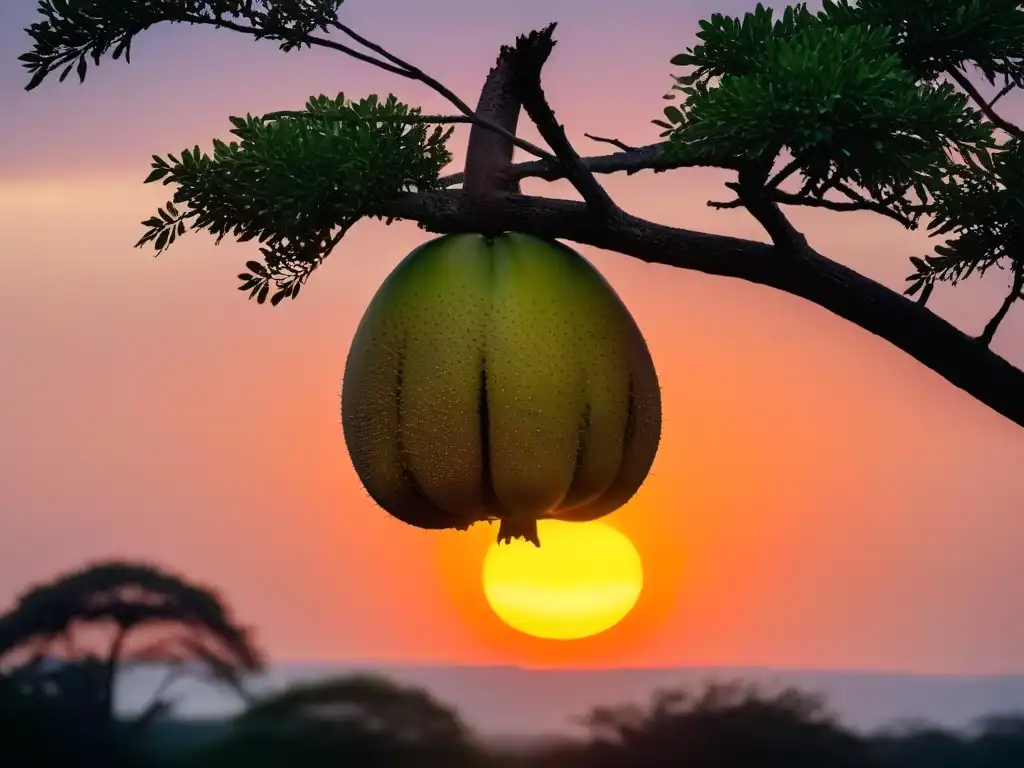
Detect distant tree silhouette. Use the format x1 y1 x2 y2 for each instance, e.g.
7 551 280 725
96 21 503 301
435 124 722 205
191 674 483 767
971 713 1024 768
3 561 1023 768
0 560 263 763
574 680 868 768
869 723 971 768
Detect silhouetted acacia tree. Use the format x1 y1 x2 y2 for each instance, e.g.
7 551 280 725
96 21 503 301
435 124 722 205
0 560 264 736
574 680 868 768
18 0 1024 427
191 674 483 768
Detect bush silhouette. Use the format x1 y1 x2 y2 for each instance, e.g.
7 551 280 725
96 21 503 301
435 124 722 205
569 680 867 768
187 674 484 768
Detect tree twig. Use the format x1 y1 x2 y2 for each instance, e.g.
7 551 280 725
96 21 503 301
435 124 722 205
438 140 739 187
260 110 472 124
585 133 637 152
185 14 411 75
989 81 1016 108
326 19 555 161
171 13 554 162
765 156 803 190
946 67 1024 140
708 186 918 228
979 263 1024 345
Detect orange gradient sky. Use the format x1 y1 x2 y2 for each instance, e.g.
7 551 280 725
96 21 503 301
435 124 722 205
0 1 1022 674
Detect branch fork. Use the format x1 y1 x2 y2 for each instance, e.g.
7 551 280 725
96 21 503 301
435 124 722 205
461 23 619 219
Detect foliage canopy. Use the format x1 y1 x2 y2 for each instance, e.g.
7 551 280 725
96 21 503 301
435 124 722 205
17 0 1024 425
0 560 264 728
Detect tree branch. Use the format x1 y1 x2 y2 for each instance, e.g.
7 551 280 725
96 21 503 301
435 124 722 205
765 157 803 190
462 37 527 197
184 14 412 75
989 81 1016 108
260 111 472 124
375 189 1024 428
508 24 618 217
437 141 739 188
448 142 916 229
732 167 809 250
790 185 918 228
585 133 638 152
708 186 918 229
979 264 1024 345
107 12 555 164
947 67 1024 140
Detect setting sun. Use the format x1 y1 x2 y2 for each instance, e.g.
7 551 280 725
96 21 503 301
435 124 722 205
481 520 644 640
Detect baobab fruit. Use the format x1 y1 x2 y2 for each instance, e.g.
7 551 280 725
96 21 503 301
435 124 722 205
341 233 661 546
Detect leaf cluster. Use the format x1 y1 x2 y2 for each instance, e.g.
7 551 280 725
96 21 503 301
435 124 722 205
659 0 1024 310
137 93 453 305
822 0 1024 83
658 4 995 223
18 0 347 91
906 138 1024 294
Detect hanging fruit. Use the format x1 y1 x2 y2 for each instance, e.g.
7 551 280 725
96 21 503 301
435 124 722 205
341 232 661 546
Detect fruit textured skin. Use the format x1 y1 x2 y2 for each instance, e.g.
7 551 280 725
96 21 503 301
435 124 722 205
341 233 661 545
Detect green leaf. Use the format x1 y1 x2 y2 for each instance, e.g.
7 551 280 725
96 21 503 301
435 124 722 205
663 105 684 124
142 167 166 183
154 228 169 251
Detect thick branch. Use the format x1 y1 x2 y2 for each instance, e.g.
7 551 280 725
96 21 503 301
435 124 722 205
462 41 526 197
375 190 1024 428
509 24 618 217
732 166 809 250
979 265 1024 345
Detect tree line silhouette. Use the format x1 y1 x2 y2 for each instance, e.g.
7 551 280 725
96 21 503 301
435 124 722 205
0 560 1019 767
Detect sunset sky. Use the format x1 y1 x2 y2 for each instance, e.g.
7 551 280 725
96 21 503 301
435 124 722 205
1 0 1022 675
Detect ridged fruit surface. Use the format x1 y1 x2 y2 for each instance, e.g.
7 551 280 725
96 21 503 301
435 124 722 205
341 233 660 545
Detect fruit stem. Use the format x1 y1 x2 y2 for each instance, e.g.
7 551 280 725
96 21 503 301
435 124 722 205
496 519 540 547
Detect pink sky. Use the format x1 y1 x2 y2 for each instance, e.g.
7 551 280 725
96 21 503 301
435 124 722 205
0 0 1022 674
